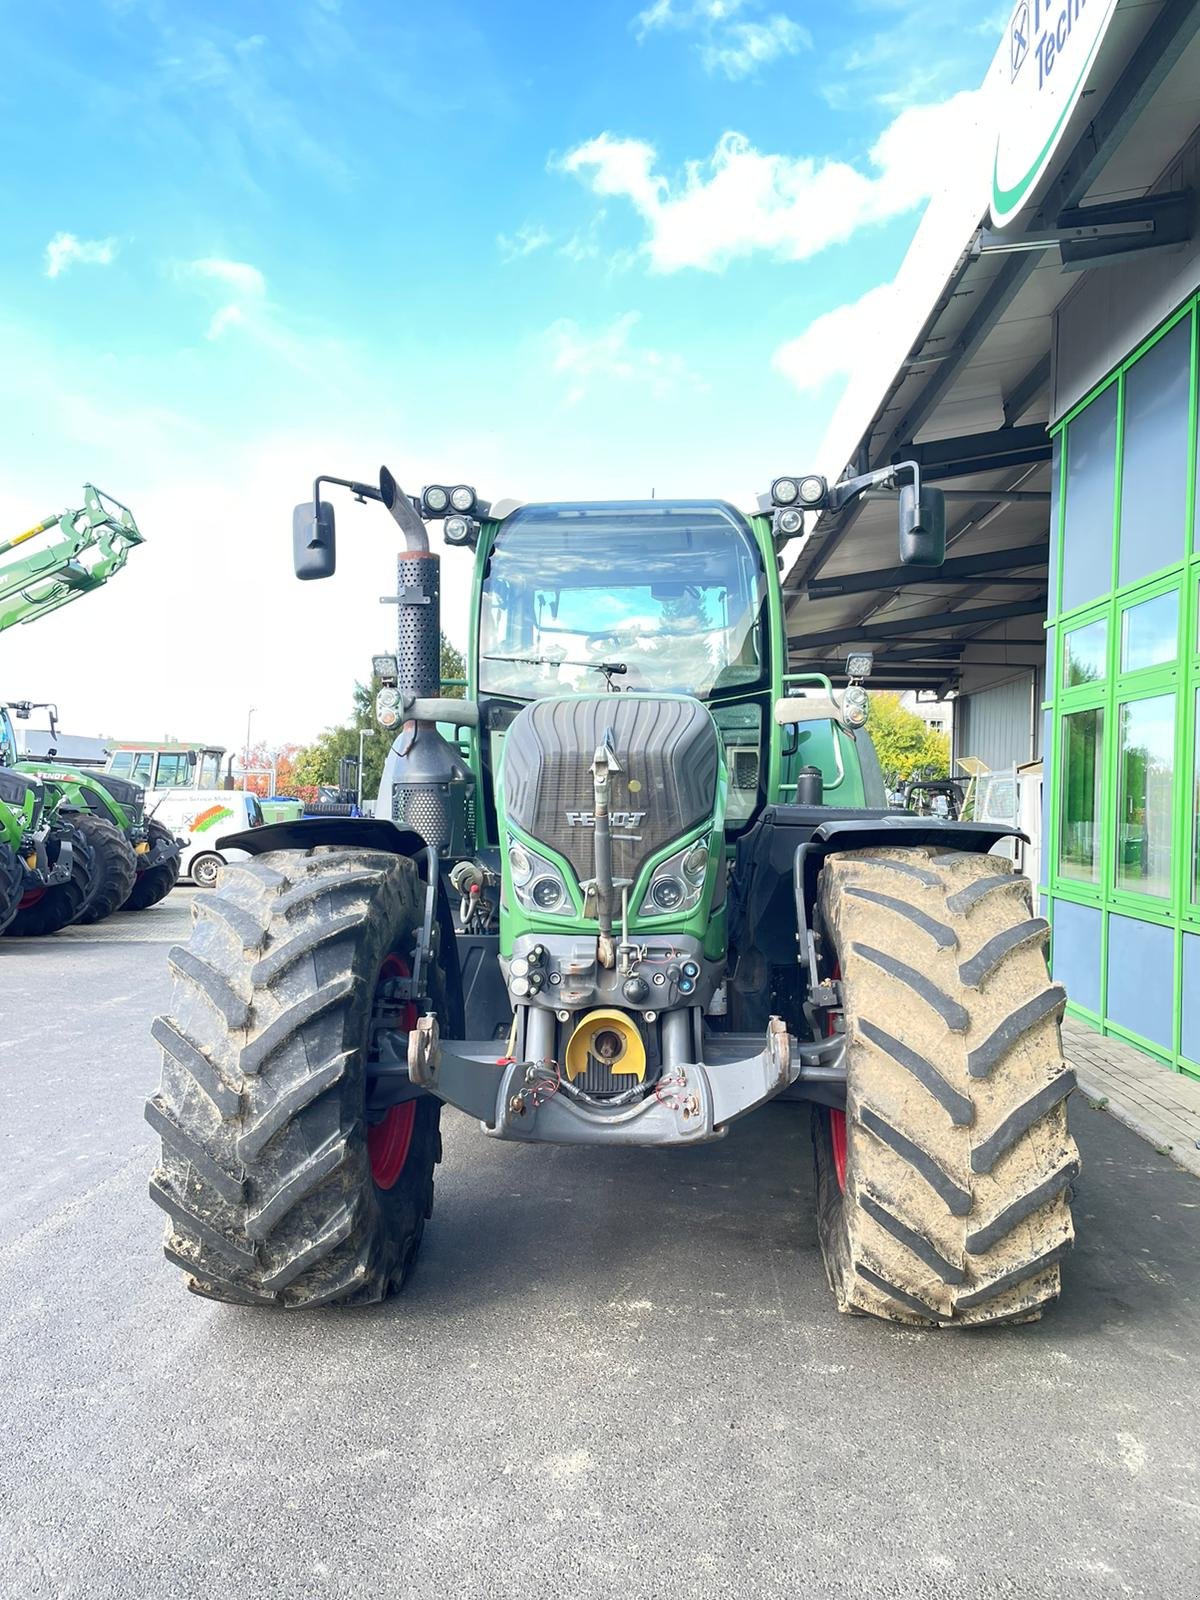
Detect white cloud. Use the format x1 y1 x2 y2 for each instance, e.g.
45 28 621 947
561 89 985 273
545 311 705 406
772 281 897 392
634 1 810 80
184 257 268 340
497 223 552 262
44 232 118 279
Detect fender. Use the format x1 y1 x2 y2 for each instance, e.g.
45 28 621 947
794 813 1027 973
731 804 1026 971
216 817 465 1034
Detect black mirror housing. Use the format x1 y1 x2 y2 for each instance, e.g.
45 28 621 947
293 501 336 580
898 484 946 566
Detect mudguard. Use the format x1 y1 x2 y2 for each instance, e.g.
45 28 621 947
731 805 1026 968
216 816 466 1035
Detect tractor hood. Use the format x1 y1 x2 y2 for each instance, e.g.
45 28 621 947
500 693 719 888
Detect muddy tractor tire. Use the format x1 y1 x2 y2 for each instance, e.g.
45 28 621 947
147 847 445 1308
124 819 182 911
75 813 139 925
4 821 97 938
813 846 1078 1328
0 840 24 936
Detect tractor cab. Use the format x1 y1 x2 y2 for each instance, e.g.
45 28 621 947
475 500 771 836
105 742 225 791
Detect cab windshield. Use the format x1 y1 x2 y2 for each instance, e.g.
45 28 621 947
479 502 767 701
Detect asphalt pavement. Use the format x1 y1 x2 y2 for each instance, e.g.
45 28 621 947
2 889 1198 1599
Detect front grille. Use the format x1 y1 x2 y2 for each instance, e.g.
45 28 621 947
502 695 719 887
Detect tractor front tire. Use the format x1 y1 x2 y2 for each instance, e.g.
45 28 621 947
0 841 24 936
147 847 444 1307
4 822 96 938
124 820 181 911
813 846 1078 1327
75 813 138 924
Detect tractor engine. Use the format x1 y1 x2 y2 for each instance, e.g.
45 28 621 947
497 693 725 1104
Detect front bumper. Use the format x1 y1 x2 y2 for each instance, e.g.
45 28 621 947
400 1017 843 1146
135 832 183 874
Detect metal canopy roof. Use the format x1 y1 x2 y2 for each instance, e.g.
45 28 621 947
784 0 1200 693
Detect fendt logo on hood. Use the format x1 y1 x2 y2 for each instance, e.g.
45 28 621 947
565 810 646 828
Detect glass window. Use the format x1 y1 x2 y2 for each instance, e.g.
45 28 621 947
1121 590 1178 673
154 753 193 787
131 754 152 785
1194 689 1200 903
1048 431 1061 609
1119 316 1191 586
479 503 766 701
1062 384 1117 614
1064 618 1107 687
1116 695 1175 898
199 753 221 787
1059 707 1104 885
108 752 133 777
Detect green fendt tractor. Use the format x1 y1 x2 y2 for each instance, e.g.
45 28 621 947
3 704 183 924
0 489 178 931
0 746 95 938
147 465 1078 1327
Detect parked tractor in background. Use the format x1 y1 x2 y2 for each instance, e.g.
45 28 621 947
0 488 169 935
148 463 1077 1328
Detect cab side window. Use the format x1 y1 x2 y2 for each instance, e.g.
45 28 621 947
131 754 153 786
109 752 134 777
155 754 192 787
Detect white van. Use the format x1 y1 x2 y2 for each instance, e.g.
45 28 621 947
105 743 264 887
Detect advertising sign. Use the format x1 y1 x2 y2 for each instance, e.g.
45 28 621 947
991 0 1120 226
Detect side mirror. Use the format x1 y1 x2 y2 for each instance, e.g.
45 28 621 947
898 484 946 565
293 500 336 580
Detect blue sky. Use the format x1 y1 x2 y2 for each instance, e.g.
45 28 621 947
0 0 1004 751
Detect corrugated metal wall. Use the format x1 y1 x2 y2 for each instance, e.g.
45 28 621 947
954 673 1037 773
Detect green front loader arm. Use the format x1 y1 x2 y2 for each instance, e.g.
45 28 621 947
0 485 144 633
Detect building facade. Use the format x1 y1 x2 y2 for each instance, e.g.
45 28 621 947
783 1 1200 1082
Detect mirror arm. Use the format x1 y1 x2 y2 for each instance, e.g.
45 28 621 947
826 459 922 516
312 474 384 513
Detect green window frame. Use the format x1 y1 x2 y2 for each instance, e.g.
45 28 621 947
1045 294 1200 1079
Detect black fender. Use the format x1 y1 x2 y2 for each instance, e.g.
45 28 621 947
216 818 466 1035
794 814 1026 972
730 805 1026 972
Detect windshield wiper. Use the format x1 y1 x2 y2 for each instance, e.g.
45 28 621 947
483 653 627 680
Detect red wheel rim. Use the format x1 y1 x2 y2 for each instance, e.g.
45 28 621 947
367 953 420 1190
829 1109 848 1194
18 888 46 909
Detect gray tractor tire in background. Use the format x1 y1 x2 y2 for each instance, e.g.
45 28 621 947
75 812 138 925
123 819 182 911
0 841 24 935
146 847 445 1307
813 846 1079 1327
4 821 97 938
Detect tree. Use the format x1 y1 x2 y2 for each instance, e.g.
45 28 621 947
292 633 466 804
866 692 951 784
441 635 466 698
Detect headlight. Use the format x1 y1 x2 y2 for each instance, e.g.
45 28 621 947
798 474 827 505
507 838 574 917
377 687 400 709
771 477 799 505
842 685 869 727
423 485 449 515
378 706 400 729
444 514 473 545
774 507 803 537
639 835 710 920
449 484 476 513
